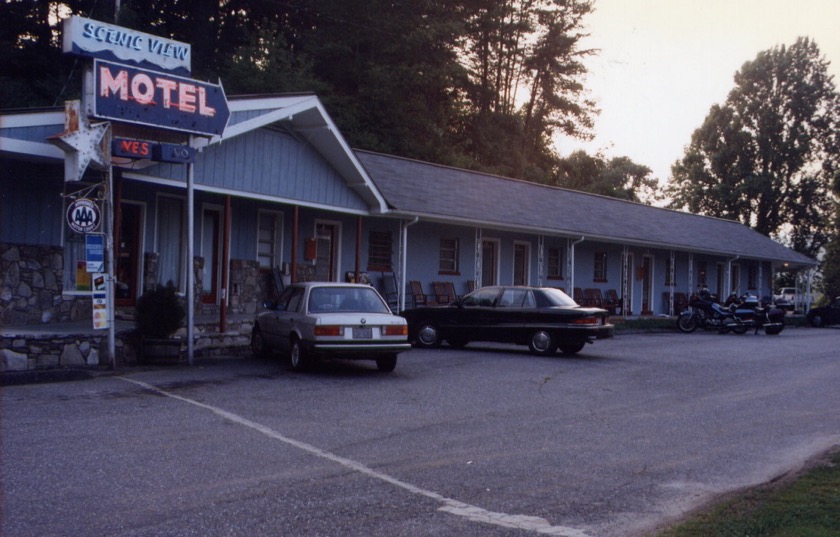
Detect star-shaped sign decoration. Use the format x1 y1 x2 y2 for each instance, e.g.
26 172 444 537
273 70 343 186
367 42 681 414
48 100 111 182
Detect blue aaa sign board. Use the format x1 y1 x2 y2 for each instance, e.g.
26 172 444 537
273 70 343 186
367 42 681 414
93 59 230 137
67 198 101 233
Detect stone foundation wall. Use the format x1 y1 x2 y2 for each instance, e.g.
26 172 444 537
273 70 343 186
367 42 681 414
229 259 265 315
1 319 253 373
1 243 91 326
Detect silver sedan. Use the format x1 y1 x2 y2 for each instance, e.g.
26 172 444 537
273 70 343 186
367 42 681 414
251 282 411 372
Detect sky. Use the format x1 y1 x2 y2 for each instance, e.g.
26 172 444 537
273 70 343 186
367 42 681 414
555 0 840 188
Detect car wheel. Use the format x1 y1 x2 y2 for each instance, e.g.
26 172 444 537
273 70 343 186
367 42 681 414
446 336 469 348
289 338 309 371
528 330 557 355
415 323 442 348
376 354 397 372
809 314 824 327
251 326 270 358
558 342 586 355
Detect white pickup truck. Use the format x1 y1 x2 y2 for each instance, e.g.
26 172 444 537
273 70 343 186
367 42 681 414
774 287 815 311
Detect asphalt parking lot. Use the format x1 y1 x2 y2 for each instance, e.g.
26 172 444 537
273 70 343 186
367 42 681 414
2 328 839 537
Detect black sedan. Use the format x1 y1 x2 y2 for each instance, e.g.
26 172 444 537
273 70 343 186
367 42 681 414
401 285 614 355
807 296 840 327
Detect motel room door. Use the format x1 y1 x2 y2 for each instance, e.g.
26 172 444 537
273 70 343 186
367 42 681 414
115 202 142 307
481 239 499 287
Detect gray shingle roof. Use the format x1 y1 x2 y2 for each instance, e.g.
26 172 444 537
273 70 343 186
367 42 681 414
356 150 815 268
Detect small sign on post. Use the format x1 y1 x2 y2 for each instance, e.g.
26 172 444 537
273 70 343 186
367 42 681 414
86 233 105 272
92 287 108 330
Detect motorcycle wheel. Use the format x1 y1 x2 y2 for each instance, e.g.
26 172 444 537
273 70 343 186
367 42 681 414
677 314 697 333
765 325 784 335
732 323 748 335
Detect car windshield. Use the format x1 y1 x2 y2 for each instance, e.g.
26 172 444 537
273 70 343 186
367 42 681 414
308 287 390 314
537 287 579 307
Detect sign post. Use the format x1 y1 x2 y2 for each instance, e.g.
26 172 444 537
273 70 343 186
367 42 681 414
57 15 228 367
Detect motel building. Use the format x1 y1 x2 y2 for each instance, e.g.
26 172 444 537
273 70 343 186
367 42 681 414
0 18 817 371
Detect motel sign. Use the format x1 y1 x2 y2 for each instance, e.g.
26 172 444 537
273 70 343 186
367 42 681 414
93 60 230 137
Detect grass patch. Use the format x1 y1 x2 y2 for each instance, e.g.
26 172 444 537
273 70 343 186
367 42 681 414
654 448 840 536
613 317 676 331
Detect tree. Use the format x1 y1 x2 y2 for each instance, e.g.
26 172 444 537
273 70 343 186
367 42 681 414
817 169 840 301
455 0 596 178
554 150 660 203
667 38 840 258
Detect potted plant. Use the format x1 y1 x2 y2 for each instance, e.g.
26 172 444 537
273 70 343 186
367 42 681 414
135 281 186 363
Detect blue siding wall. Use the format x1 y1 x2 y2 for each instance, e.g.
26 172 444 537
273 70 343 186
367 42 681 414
141 129 369 211
1 161 64 246
0 124 63 143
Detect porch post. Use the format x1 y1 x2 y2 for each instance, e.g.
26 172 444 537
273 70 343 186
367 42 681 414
186 149 194 365
355 216 362 281
474 228 482 288
537 235 545 286
669 250 675 316
291 206 299 283
622 245 629 317
688 252 694 295
219 195 230 333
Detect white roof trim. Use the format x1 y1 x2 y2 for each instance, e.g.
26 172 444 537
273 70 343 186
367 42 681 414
0 137 63 160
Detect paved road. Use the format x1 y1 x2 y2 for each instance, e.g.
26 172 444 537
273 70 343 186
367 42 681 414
2 328 838 536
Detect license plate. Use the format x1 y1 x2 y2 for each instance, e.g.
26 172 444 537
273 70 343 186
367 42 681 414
353 327 372 339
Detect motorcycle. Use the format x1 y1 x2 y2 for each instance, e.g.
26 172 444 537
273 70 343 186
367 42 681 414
678 289 785 335
678 288 743 333
723 292 785 335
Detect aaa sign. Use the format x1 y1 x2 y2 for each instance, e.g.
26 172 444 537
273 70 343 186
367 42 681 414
93 59 230 137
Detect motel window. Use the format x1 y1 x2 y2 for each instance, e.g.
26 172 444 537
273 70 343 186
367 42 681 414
156 196 186 289
257 210 284 269
439 238 459 274
547 247 563 279
593 252 607 281
367 231 392 271
62 232 90 293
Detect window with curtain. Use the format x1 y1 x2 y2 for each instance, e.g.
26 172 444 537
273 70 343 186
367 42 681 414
747 265 758 290
439 238 459 274
367 231 392 271
593 252 607 281
257 210 283 269
156 196 185 289
547 247 563 279
62 232 89 292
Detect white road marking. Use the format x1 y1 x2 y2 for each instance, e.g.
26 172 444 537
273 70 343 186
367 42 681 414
119 376 591 536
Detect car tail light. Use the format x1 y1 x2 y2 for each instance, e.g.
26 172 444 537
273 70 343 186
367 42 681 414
314 325 343 336
383 325 408 336
571 316 599 325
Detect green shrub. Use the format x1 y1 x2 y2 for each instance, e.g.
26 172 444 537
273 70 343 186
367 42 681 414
135 281 185 339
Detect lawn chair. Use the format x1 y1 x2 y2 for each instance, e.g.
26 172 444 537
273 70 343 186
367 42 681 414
409 280 432 308
586 288 604 308
433 281 457 304
574 287 586 305
379 272 399 311
605 289 622 315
